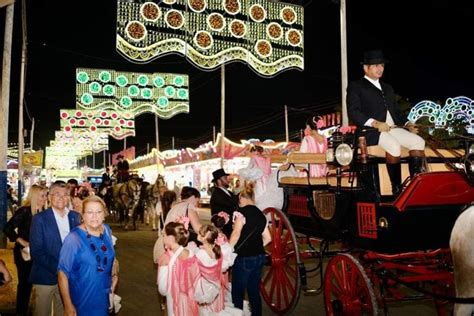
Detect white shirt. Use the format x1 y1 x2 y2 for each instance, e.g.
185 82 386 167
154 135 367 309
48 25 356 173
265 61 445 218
218 186 231 196
52 207 71 242
364 76 395 127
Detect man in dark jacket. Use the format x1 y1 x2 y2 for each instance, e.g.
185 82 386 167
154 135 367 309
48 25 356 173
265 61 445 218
116 155 130 183
210 168 238 238
347 50 425 195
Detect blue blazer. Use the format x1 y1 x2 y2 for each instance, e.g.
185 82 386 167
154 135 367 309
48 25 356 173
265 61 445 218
29 208 81 285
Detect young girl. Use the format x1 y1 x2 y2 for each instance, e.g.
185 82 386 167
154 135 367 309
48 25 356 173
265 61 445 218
158 222 200 316
193 224 241 316
300 116 328 177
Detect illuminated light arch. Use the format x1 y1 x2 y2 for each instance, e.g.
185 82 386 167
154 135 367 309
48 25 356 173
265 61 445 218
116 0 304 77
76 68 190 118
408 96 474 134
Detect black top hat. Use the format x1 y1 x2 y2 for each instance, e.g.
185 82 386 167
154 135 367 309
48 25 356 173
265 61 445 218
361 50 389 65
212 168 229 182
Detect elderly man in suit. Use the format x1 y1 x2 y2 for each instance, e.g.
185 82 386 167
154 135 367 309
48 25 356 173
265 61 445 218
210 168 238 238
29 182 81 316
347 50 425 195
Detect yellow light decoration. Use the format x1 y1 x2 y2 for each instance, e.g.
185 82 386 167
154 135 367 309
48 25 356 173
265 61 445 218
76 68 190 118
116 0 304 77
54 131 109 153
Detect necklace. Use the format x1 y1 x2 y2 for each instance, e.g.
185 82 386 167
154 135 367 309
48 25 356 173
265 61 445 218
84 226 108 272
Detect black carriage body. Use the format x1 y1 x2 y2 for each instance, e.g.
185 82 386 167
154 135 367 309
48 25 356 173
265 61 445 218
280 170 473 254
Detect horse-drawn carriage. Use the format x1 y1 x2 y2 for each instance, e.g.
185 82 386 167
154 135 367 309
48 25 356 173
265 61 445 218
259 129 474 315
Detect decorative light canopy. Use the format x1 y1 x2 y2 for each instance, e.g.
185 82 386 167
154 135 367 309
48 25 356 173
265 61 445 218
408 96 474 134
45 146 81 170
76 68 190 118
55 131 109 153
116 0 304 77
60 109 135 140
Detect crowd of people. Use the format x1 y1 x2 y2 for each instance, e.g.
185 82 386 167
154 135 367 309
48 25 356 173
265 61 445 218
0 49 430 316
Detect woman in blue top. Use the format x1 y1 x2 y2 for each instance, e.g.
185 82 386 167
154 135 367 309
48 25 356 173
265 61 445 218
58 195 115 316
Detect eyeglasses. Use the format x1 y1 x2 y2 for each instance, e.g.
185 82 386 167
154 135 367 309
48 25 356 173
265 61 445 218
50 193 68 198
84 211 103 216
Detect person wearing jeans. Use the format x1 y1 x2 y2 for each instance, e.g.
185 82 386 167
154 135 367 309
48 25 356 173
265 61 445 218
230 181 271 316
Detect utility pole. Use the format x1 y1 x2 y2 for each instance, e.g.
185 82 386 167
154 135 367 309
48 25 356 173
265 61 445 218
213 126 216 143
147 142 150 154
18 0 28 203
30 117 34 150
172 136 175 150
103 150 106 171
0 3 14 248
92 153 96 169
220 65 225 168
155 115 159 151
284 105 289 143
340 0 348 125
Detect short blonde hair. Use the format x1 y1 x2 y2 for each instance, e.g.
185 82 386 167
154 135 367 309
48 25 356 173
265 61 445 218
82 195 107 215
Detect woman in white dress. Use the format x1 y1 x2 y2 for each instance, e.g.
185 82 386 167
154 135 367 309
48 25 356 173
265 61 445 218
238 145 283 211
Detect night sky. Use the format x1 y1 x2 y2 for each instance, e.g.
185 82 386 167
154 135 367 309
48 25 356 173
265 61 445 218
2 0 473 161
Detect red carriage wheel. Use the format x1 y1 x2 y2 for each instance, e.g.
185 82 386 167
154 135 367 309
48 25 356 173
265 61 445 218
260 207 302 315
324 254 378 316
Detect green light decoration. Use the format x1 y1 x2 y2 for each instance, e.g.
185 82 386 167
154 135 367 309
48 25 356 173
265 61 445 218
116 75 128 87
60 109 136 140
99 71 112 83
153 76 165 88
81 93 94 105
137 75 149 86
128 85 140 97
76 68 190 118
77 71 89 84
120 96 133 107
157 96 169 108
45 146 80 170
103 84 115 96
89 82 102 94
116 0 304 77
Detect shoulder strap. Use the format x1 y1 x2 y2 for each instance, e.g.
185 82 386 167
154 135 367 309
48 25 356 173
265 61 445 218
167 246 184 292
234 227 257 252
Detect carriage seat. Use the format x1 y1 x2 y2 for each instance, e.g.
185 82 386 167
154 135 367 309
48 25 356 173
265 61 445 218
278 152 356 187
364 146 463 158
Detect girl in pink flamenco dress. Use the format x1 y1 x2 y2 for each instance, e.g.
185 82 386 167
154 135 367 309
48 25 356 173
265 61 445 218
191 224 242 316
158 222 200 316
300 116 328 177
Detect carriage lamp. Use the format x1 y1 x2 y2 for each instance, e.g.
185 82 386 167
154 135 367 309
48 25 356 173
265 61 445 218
335 143 353 166
469 144 474 154
378 217 389 229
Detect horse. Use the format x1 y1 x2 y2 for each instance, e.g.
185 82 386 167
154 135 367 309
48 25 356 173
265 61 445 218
112 177 142 230
450 204 474 316
144 175 166 231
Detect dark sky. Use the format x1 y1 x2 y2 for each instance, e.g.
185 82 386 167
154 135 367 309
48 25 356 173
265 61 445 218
2 0 474 161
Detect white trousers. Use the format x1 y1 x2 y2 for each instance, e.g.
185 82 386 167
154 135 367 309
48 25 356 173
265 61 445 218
378 128 425 157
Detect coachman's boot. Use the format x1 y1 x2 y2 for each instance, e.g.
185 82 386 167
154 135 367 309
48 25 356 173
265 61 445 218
408 156 425 178
386 163 402 196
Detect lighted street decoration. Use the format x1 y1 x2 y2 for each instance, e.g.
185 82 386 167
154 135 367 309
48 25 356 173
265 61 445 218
54 131 109 153
408 96 474 134
45 146 79 170
76 68 190 118
116 0 304 77
60 109 135 140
